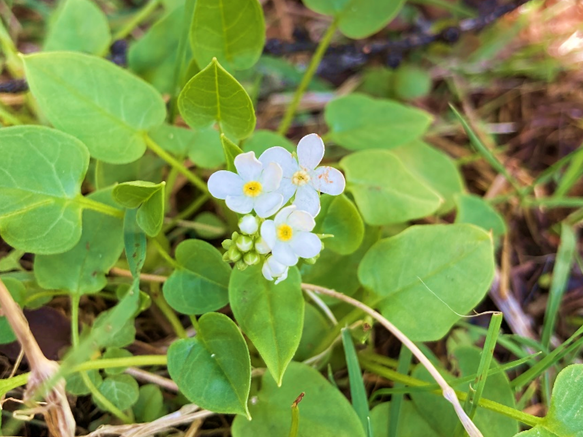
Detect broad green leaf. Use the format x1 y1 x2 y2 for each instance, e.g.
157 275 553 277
411 347 518 437
303 0 405 39
94 374 139 412
65 369 102 396
23 52 166 164
325 94 432 151
455 194 507 239
229 266 304 386
370 402 440 437
0 126 89 254
188 127 225 169
133 384 167 423
221 133 244 172
113 181 165 236
102 348 133 375
163 239 230 315
294 303 332 361
393 64 432 100
340 150 442 225
315 194 364 255
0 278 25 344
190 0 265 71
232 361 365 437
167 312 251 417
34 188 124 295
243 129 295 156
392 141 464 213
148 124 191 157
93 309 136 348
358 224 494 341
44 0 111 55
192 212 228 240
178 58 256 140
93 155 165 189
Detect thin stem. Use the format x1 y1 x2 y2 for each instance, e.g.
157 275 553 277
0 18 23 77
163 194 211 233
277 19 338 136
150 282 187 339
76 196 125 219
112 0 162 41
110 267 167 283
144 135 209 194
302 283 484 437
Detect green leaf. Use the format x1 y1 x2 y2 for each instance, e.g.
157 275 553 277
93 155 165 189
221 133 244 172
454 194 507 238
190 0 265 71
232 361 365 437
133 384 167 423
44 0 111 55
124 209 147 280
102 348 133 375
187 127 225 169
34 188 124 295
0 249 25 273
167 312 251 417
0 278 25 344
178 58 256 140
94 374 139 412
242 129 295 156
370 401 440 437
148 124 191 157
393 64 432 101
315 194 364 255
391 141 464 213
325 94 432 151
192 212 228 240
65 369 103 396
163 239 230 315
229 266 304 386
340 150 442 225
113 181 165 237
0 126 89 254
358 224 495 341
294 303 332 361
303 0 405 39
23 52 166 164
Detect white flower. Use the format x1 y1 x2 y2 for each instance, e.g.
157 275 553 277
259 134 346 217
262 256 289 284
208 152 284 218
254 237 271 255
260 205 322 267
239 214 259 235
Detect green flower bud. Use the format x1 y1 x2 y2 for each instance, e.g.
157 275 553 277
221 239 232 250
243 251 260 266
227 245 242 262
235 260 248 271
303 255 319 265
239 214 259 235
222 251 231 262
231 231 240 240
236 235 253 252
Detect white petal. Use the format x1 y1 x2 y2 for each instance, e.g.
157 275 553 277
279 178 298 204
260 220 277 249
274 267 289 284
234 151 263 181
290 232 322 259
207 171 243 200
262 261 274 281
261 162 283 192
254 192 283 218
293 186 321 217
297 134 324 170
274 205 296 226
288 209 316 232
266 256 287 276
312 166 346 195
255 237 272 254
225 195 253 214
272 242 299 267
259 147 298 177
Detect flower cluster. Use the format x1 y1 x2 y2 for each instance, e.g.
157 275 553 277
208 134 346 283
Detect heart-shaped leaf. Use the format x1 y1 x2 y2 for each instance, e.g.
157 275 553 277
315 194 364 255
167 312 251 417
455 194 507 239
190 0 265 71
229 266 304 386
113 181 165 237
0 126 89 254
178 58 256 140
23 52 166 164
340 150 442 225
163 239 231 315
358 224 494 341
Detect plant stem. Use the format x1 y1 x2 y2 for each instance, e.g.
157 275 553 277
277 19 338 136
163 193 210 233
150 282 187 339
0 18 23 77
112 0 162 41
76 196 125 219
144 134 209 194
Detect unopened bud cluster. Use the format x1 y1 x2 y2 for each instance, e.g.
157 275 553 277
221 216 265 271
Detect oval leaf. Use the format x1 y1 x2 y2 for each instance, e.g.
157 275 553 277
190 0 265 71
23 52 166 164
0 126 89 254
358 224 495 341
455 194 507 239
229 266 304 386
340 150 442 225
178 58 256 140
315 194 364 255
163 239 231 315
94 374 139 412
167 312 251 417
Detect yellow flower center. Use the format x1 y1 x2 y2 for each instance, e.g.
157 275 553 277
292 170 310 186
243 181 263 197
276 224 293 242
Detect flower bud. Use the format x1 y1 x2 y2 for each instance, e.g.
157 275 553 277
236 235 253 252
303 255 319 265
254 237 271 255
235 260 248 271
222 251 231 262
239 214 259 235
243 251 260 266
227 245 242 262
231 231 240 240
221 239 232 250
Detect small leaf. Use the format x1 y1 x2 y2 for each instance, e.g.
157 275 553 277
0 278 25 344
294 303 332 361
113 181 165 237
340 150 442 225
94 374 139 412
163 239 231 315
133 384 167 423
190 0 265 71
325 93 432 151
359 224 495 341
221 133 244 172
229 266 304 386
23 52 166 164
102 348 133 375
178 58 256 140
0 126 89 254
188 127 225 169
44 0 111 55
315 194 364 255
455 194 507 238
243 129 295 156
34 188 124 295
167 312 251 417
94 155 165 189
93 311 136 348
65 369 103 396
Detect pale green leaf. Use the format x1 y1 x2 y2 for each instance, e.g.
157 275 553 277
94 374 139 412
315 194 364 255
113 181 165 237
243 129 295 156
133 384 167 423
455 194 507 238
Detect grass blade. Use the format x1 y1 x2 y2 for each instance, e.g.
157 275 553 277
388 345 412 437
342 328 370 435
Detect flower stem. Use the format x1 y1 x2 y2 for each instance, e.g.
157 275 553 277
277 19 338 136
112 0 161 41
